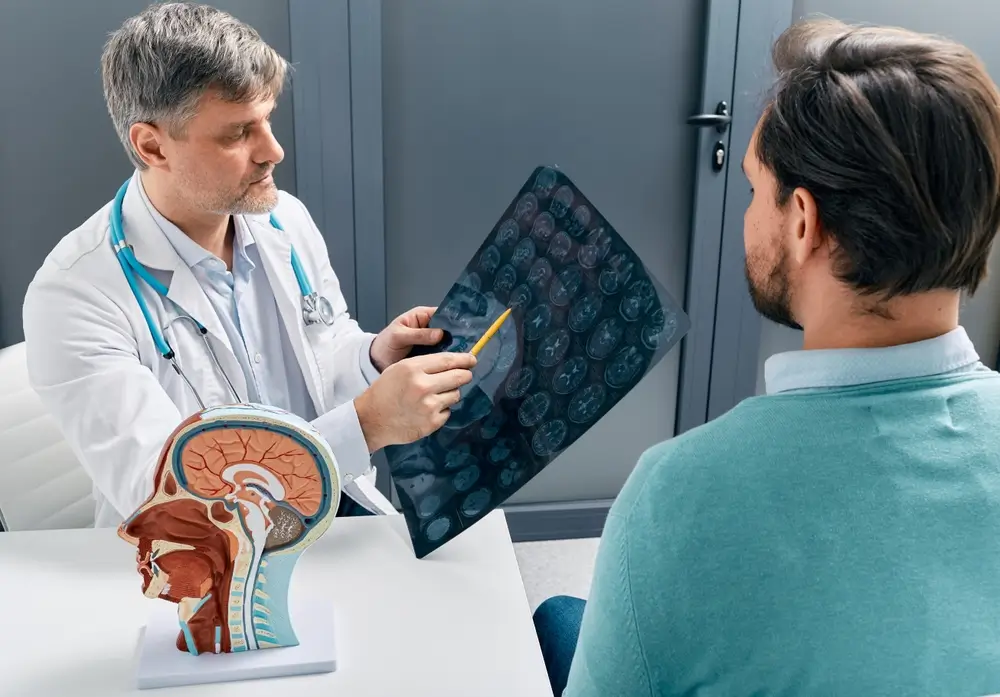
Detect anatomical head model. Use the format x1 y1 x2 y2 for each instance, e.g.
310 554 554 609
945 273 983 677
118 404 341 655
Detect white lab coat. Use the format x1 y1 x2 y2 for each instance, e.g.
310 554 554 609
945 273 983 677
22 175 393 527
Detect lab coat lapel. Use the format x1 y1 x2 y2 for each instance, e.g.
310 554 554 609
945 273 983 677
121 175 233 355
250 216 328 413
121 176 248 404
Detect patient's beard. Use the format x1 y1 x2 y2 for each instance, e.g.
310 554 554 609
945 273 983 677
745 243 801 331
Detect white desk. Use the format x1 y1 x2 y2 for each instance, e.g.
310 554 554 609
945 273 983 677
0 510 553 697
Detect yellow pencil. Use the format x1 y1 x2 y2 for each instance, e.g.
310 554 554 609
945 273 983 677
470 307 512 356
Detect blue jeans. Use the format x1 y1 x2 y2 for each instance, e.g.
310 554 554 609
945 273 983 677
532 595 587 696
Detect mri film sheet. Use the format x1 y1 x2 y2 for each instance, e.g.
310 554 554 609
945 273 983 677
386 166 690 558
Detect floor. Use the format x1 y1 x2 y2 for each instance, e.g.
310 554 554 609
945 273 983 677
512 537 601 611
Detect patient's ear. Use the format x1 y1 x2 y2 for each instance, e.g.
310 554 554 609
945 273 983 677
787 186 823 266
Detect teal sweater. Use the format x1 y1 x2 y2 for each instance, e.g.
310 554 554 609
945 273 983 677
565 368 1000 696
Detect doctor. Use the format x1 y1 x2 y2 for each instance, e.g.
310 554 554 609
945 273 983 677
21 3 475 527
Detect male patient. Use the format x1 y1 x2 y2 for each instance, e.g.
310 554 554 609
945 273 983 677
534 18 1000 697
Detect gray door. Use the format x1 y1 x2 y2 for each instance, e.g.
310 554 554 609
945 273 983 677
380 1 710 504
0 0 296 349
755 0 1000 393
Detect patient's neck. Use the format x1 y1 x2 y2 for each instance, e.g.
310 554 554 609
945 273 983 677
799 288 960 351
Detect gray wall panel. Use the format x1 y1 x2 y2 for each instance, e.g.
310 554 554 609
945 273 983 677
381 0 705 503
0 0 296 347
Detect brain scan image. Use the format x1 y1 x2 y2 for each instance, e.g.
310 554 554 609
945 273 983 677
495 340 518 372
480 409 506 440
599 252 636 295
515 193 538 222
397 471 437 500
620 279 656 322
550 185 574 218
548 231 573 264
566 205 591 237
606 346 646 389
512 238 537 269
537 328 571 368
505 366 536 399
424 515 453 543
495 219 520 248
441 285 489 323
550 266 583 306
453 465 481 493
386 166 690 558
416 493 444 519
587 318 624 360
491 264 518 294
527 258 554 292
395 453 437 477
552 356 589 395
461 488 493 518
518 391 552 427
479 245 501 275
118 404 342 656
443 386 494 430
509 283 533 310
579 227 612 269
533 167 558 198
532 419 568 456
531 212 556 244
524 304 553 341
444 448 478 472
459 271 483 293
568 384 606 424
498 466 527 490
488 438 516 464
569 291 603 333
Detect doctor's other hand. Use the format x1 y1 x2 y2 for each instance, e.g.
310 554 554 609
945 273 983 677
354 351 477 453
369 306 443 371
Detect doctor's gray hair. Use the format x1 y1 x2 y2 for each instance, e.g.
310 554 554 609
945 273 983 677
101 2 289 169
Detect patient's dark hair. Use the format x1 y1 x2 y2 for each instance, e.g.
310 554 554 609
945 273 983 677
756 18 1000 296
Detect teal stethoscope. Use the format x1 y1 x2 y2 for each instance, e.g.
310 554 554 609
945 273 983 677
109 177 336 407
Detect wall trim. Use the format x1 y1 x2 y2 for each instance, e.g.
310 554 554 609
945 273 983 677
674 0 742 435
287 0 358 312
502 500 614 543
348 0 388 334
706 0 795 420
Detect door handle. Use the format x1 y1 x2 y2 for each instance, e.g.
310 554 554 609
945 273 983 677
687 101 731 133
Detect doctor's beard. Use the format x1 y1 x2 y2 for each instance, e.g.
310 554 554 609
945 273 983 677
200 166 279 216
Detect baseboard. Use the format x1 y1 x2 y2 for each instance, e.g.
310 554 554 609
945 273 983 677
501 499 614 542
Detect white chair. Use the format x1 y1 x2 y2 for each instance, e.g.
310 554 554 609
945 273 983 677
0 341 95 531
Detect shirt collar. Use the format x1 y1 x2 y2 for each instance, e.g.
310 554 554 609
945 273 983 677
764 326 982 395
136 175 256 270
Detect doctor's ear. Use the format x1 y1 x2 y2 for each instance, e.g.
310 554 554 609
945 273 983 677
129 122 168 169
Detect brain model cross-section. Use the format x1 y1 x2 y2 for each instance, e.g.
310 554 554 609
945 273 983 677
118 404 341 656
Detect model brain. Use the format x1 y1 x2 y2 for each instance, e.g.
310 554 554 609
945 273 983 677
119 404 341 656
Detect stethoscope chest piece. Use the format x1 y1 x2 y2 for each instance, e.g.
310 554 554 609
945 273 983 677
110 175 337 405
303 292 335 326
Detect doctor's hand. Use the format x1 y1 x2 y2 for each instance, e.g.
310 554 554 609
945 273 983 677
369 306 443 372
354 351 477 453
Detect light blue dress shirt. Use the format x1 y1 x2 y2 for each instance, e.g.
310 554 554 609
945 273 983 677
137 180 380 418
763 325 988 394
